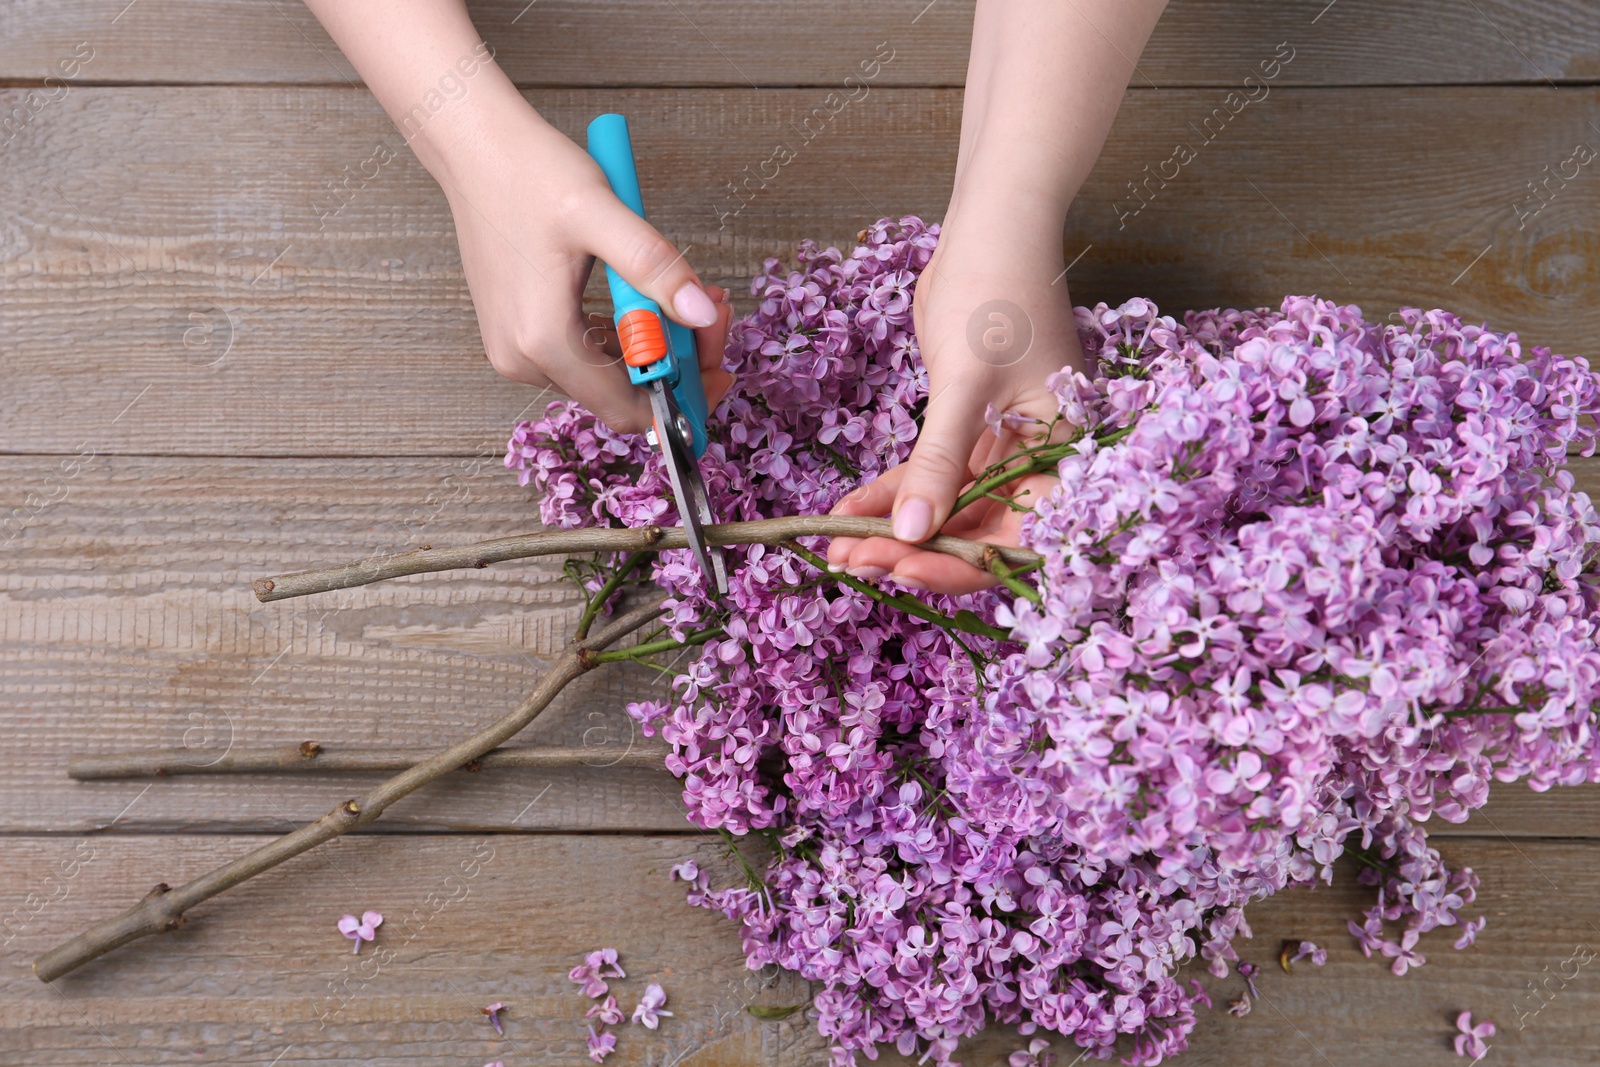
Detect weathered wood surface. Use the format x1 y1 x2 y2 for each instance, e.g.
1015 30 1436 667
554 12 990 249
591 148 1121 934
5 452 1600 837
0 454 695 834
4 0 1599 1062
2 85 1596 456
1 0 1596 86
1 836 1596 1065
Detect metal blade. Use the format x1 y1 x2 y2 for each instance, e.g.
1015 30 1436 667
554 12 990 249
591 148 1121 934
649 381 729 595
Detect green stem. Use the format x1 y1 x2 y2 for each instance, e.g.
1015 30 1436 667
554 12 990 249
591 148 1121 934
988 556 1043 606
950 422 1137 515
1442 704 1521 718
952 452 1059 515
575 551 651 640
590 625 726 664
717 827 772 902
783 542 1009 642
1348 848 1397 877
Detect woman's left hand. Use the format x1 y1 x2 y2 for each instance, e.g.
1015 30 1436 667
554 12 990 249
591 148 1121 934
825 215 1084 594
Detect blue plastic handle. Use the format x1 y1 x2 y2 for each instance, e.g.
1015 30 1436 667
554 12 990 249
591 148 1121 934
585 113 710 457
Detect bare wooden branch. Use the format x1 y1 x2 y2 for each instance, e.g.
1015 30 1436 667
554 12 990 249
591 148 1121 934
34 597 665 983
253 516 1044 603
69 742 671 780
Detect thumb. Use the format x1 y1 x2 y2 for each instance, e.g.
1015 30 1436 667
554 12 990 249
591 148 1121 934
891 383 988 543
591 198 718 330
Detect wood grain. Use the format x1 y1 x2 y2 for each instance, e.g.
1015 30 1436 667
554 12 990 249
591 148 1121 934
1 835 1596 1064
4 2 1597 1060
4 453 1600 837
1 85 1596 456
0 0 1595 86
0 454 693 834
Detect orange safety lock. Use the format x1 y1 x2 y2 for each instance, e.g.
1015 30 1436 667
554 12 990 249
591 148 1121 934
617 308 669 368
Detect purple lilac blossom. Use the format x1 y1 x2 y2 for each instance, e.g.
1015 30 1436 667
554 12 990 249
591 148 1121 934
1290 941 1327 966
1454 1010 1495 1058
585 1026 616 1063
569 947 625 999
508 217 1600 1065
632 983 673 1029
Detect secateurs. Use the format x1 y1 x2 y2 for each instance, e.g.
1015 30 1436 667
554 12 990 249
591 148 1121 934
585 113 729 595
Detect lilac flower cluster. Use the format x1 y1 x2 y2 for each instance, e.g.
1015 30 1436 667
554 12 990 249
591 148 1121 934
506 217 1600 1064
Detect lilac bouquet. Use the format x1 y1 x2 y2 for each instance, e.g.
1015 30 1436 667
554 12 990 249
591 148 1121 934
506 217 1600 1064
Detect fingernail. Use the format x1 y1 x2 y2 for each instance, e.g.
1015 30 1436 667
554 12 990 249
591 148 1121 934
672 283 718 327
846 566 888 580
893 498 933 542
716 286 732 305
826 562 845 573
894 575 928 590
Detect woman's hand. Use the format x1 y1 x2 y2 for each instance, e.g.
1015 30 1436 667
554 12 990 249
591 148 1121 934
826 0 1167 595
825 215 1081 592
439 101 733 430
299 0 732 432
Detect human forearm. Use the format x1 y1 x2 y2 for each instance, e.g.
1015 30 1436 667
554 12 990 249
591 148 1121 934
301 0 528 185
948 0 1167 254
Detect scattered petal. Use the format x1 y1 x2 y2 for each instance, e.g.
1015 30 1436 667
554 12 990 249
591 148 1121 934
336 910 382 954
586 1025 617 1063
632 983 673 1029
586 995 623 1026
1454 1010 1495 1058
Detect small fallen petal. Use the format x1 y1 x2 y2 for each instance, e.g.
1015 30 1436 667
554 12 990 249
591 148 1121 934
586 1025 617 1063
1228 995 1252 1018
482 1001 505 1035
1454 917 1487 951
1454 1009 1495 1058
632 982 672 1029
586 995 623 1026
1284 940 1327 972
337 911 381 954
1007 1037 1053 1067
1295 941 1327 966
1237 960 1261 999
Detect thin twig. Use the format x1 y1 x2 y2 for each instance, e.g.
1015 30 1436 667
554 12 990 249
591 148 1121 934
34 597 665 983
575 550 650 640
67 742 671 780
253 517 1043 603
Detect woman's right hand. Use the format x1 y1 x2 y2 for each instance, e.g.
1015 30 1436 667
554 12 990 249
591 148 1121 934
432 95 732 431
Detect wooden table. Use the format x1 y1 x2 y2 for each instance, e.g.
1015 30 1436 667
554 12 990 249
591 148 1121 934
3 2 1598 1063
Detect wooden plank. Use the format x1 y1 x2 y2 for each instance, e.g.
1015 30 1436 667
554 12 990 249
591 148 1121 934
2 85 1596 457
0 834 1596 1064
0 454 693 834
1 0 1596 86
4 454 1600 838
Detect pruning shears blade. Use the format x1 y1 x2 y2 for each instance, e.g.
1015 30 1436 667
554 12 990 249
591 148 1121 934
649 380 729 595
